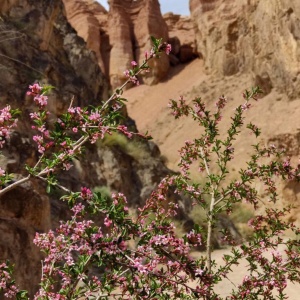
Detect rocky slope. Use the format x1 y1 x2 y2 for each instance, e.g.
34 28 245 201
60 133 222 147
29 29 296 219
124 0 300 226
187 0 300 220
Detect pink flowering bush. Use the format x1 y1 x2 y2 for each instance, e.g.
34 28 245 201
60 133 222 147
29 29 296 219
0 37 299 299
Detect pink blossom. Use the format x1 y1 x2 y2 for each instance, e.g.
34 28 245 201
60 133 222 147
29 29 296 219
71 203 85 215
165 43 172 55
242 102 251 111
80 187 93 200
29 112 39 120
215 95 227 109
33 135 43 143
132 258 148 274
104 217 112 227
63 162 73 171
89 112 101 122
34 94 48 106
0 106 12 121
27 83 42 95
130 76 139 85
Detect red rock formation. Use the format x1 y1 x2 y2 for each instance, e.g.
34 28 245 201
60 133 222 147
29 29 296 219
63 0 169 89
107 0 134 88
190 0 300 98
108 0 169 88
62 0 110 78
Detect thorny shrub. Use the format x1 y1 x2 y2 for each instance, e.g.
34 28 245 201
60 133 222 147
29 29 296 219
0 37 299 300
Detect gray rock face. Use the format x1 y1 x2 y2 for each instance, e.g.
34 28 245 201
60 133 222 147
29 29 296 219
0 0 107 295
0 181 50 297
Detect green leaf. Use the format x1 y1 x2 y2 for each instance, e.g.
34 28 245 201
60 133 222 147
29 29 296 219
150 35 157 45
116 88 123 95
41 85 55 95
46 184 51 194
16 290 29 300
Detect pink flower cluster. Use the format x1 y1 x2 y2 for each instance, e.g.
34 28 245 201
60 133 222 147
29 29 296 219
165 43 172 55
0 263 19 298
0 105 17 148
27 83 48 107
124 69 140 86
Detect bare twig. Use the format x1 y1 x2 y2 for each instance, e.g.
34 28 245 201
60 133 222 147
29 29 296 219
199 147 215 273
0 174 31 197
0 53 44 76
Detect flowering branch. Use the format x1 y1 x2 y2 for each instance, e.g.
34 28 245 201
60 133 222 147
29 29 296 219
0 36 299 300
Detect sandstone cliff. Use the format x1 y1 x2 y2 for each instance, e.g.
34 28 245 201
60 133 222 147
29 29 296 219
62 0 110 78
63 0 170 89
190 0 300 98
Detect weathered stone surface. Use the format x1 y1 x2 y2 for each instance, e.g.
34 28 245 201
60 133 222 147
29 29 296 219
0 0 108 295
62 0 110 78
63 0 170 88
268 132 300 157
190 0 300 98
108 0 169 88
0 2 108 117
0 180 50 297
164 12 197 63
